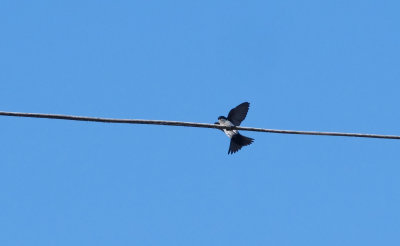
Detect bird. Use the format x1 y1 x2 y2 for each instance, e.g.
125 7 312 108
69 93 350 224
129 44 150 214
215 102 254 154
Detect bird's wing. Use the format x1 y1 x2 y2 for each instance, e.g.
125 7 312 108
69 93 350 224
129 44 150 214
227 102 250 126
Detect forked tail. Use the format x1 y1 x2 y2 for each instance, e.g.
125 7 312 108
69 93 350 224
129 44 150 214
228 133 254 154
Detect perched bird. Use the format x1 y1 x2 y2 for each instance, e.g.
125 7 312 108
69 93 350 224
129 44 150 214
215 102 254 154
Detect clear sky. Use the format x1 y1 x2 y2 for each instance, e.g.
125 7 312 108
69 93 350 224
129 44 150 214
1 0 400 245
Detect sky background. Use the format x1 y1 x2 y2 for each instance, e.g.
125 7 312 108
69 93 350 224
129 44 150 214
1 0 400 245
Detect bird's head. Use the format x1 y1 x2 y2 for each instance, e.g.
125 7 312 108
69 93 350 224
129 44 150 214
218 116 227 121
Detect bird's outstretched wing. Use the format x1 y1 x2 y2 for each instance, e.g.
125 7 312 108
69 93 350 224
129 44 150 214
227 102 250 126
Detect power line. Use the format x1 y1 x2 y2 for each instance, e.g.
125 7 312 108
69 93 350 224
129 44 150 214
1 111 399 140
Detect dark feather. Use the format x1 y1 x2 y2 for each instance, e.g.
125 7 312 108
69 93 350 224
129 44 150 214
228 133 254 154
227 102 250 126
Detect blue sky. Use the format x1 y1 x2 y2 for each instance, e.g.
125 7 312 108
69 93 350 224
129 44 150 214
1 0 400 245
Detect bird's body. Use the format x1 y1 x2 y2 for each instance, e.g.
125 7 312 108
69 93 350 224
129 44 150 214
215 102 254 154
218 117 237 138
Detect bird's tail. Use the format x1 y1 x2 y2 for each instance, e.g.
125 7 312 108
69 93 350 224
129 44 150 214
228 133 254 154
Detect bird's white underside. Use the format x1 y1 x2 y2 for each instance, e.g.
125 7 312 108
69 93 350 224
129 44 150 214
218 118 238 138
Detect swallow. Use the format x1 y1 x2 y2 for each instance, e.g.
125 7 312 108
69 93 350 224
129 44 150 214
215 102 254 154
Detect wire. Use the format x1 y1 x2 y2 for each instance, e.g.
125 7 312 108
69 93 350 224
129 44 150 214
1 111 399 140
